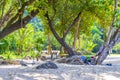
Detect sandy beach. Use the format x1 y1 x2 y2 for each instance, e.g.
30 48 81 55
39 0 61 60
0 55 120 80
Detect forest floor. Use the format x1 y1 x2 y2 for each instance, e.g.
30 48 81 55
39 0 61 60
0 55 120 80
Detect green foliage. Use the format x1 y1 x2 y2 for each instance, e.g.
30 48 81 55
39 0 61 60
113 42 120 53
114 10 120 27
80 34 96 53
1 51 21 60
65 34 74 47
0 0 119 59
92 33 104 53
0 33 18 53
91 25 103 35
0 39 9 53
34 31 46 51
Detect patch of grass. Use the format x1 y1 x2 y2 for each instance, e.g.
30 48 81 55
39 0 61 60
0 52 22 60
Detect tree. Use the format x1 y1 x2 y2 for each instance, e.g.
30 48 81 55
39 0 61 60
0 0 120 64
45 11 81 56
0 0 39 39
96 0 120 64
43 0 110 57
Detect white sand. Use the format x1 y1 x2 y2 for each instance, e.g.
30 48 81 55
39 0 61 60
0 63 120 80
0 55 120 80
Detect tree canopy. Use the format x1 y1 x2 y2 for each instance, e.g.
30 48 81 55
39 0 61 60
0 0 120 64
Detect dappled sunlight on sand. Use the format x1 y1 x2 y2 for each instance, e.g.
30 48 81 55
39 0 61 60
0 56 120 80
100 73 120 80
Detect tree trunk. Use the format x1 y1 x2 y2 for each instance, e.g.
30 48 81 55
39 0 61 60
0 10 39 39
96 0 119 64
47 33 53 59
96 26 120 64
72 17 80 50
45 12 76 57
96 43 114 64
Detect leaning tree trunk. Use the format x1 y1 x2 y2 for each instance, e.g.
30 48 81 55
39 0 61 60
96 27 120 64
96 0 119 64
96 42 115 64
0 10 39 39
0 0 38 39
45 11 81 57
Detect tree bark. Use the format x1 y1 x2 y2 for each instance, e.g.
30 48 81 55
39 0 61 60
96 0 119 64
5 0 35 28
96 26 120 64
45 12 76 57
0 10 39 39
96 32 120 64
